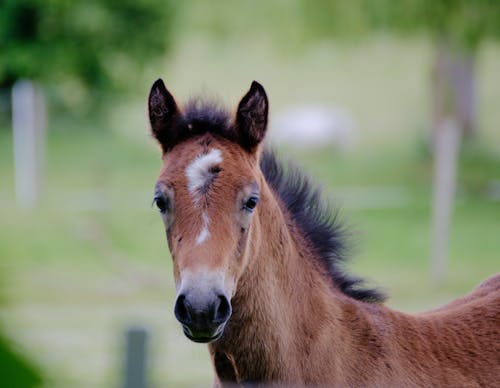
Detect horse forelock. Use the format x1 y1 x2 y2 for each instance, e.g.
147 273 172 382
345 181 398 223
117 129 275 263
164 98 239 152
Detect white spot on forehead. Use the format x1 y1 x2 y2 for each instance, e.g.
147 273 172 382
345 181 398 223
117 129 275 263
195 213 210 245
185 148 223 195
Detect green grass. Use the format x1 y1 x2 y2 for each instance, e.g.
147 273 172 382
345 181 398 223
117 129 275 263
1 36 499 387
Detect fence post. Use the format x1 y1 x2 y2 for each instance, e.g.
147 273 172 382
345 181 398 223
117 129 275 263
123 326 150 388
431 118 460 283
12 80 46 209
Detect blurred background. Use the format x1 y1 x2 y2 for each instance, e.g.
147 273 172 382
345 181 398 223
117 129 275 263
0 1 499 386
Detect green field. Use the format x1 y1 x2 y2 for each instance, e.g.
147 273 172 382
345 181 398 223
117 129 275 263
1 37 499 387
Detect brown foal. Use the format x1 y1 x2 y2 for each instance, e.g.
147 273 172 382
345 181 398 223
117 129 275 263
148 79 500 387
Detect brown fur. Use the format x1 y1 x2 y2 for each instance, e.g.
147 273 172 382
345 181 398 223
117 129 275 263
209 167 500 386
149 80 500 387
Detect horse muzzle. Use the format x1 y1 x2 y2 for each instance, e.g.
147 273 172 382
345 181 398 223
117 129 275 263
174 286 232 343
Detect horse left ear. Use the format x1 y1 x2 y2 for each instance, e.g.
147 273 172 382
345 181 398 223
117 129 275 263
235 81 269 152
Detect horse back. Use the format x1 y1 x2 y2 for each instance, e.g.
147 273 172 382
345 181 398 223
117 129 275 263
413 273 500 386
424 273 500 314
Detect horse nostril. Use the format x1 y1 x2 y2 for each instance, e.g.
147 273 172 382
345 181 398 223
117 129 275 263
213 294 231 324
174 294 192 325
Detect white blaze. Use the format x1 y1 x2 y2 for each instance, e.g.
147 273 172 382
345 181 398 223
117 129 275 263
185 148 223 195
196 212 210 245
185 148 222 245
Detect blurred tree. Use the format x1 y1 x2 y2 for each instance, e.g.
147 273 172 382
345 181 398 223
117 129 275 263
301 0 500 282
300 0 500 140
0 0 177 112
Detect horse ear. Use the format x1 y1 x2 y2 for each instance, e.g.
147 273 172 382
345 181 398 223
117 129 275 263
148 78 180 151
235 81 269 152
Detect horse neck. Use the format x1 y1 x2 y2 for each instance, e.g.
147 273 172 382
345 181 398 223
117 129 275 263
211 178 368 381
208 177 500 385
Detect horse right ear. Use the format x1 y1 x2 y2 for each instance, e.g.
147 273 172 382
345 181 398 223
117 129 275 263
148 78 180 152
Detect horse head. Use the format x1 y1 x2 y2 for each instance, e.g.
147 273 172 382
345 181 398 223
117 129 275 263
148 79 268 343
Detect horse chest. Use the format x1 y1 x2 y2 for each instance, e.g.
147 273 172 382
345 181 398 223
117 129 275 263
211 333 298 384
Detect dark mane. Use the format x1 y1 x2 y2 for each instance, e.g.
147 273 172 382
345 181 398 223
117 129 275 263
260 149 386 303
175 99 385 303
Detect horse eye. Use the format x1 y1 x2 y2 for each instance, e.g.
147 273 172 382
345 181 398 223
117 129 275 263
243 196 259 212
154 196 168 213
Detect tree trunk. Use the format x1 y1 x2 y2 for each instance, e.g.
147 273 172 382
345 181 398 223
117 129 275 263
429 37 468 283
454 53 476 138
431 38 476 147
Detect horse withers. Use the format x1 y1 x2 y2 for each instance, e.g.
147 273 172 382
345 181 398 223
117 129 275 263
148 79 500 387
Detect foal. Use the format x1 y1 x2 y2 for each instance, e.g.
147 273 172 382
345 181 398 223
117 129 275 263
148 79 500 387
